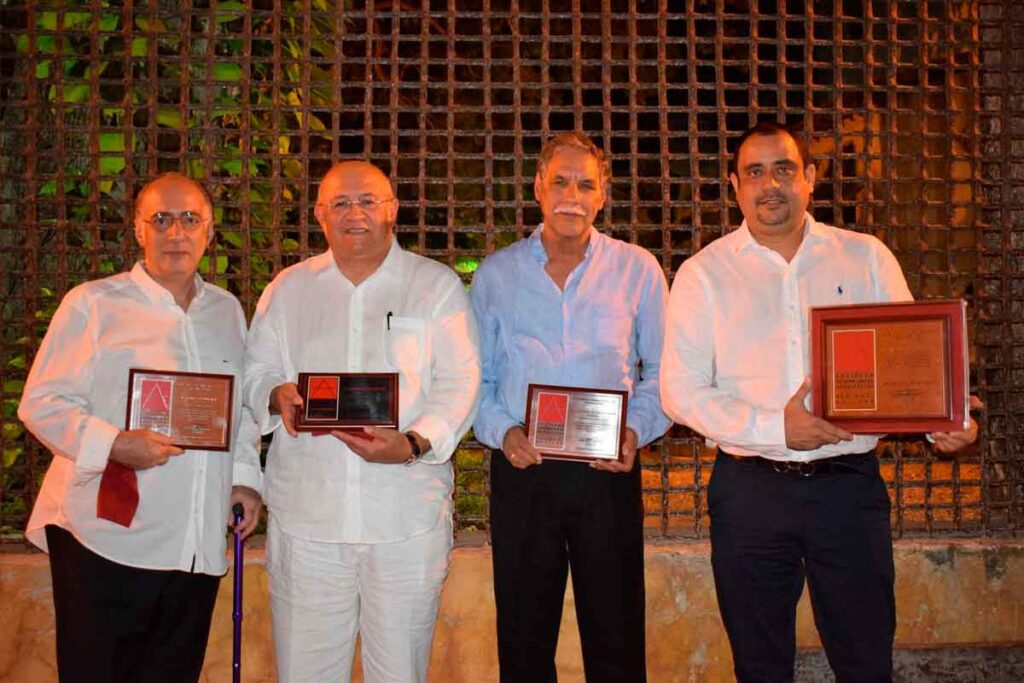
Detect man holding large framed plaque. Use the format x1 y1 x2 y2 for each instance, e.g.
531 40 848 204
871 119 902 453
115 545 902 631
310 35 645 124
471 132 670 681
244 161 480 682
661 122 979 683
18 173 263 682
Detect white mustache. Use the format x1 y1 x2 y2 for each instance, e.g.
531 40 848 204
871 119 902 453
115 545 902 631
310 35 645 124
553 205 586 216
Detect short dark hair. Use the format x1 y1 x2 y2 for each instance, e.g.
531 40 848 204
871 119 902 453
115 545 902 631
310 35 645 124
536 131 611 193
728 122 811 177
134 172 214 219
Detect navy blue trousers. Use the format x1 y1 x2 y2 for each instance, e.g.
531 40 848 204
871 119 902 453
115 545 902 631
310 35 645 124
490 452 647 683
709 451 896 683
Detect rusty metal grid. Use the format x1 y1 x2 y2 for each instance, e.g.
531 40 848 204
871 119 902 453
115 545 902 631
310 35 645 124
0 0 1021 543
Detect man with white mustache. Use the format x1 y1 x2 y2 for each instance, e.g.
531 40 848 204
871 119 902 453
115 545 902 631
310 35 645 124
244 161 481 682
660 122 979 682
471 132 670 681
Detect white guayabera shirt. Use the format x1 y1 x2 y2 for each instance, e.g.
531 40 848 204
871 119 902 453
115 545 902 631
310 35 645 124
20 263 263 574
244 239 481 543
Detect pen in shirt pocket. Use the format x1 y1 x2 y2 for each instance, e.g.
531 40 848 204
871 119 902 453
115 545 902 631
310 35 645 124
386 311 393 330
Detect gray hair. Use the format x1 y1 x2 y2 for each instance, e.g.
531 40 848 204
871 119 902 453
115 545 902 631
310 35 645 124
535 132 611 193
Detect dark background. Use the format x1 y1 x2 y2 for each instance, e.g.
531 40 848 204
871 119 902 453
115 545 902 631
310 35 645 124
0 0 1021 542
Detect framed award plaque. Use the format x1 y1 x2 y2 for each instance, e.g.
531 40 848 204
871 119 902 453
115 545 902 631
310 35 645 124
809 299 969 433
295 372 399 433
125 369 234 451
524 384 628 462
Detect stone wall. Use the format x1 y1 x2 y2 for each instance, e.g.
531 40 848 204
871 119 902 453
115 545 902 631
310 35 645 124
1 540 1021 682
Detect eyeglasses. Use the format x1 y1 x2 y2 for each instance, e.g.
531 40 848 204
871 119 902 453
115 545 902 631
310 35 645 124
321 197 396 214
141 211 210 232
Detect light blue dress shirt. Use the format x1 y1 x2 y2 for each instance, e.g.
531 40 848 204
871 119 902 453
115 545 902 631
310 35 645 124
470 224 671 450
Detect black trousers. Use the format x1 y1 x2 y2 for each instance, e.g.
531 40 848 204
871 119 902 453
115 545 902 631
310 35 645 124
709 452 896 683
490 450 646 683
45 525 221 683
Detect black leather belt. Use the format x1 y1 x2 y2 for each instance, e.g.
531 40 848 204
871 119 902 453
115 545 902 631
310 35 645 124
720 450 874 477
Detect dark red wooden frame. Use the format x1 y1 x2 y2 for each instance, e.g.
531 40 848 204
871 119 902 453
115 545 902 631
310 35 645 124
809 300 968 433
295 372 399 433
126 368 234 451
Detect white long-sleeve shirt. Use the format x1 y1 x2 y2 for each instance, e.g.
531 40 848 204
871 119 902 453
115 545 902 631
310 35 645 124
661 214 913 462
20 263 263 575
244 240 481 543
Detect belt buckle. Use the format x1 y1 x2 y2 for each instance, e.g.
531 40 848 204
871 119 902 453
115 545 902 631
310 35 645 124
772 461 817 477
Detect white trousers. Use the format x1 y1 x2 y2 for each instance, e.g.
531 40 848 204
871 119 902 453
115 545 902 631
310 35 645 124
267 514 453 683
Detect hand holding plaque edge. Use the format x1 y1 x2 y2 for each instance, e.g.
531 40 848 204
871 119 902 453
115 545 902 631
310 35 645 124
929 395 984 454
270 382 304 437
332 427 430 464
109 429 184 469
502 425 543 469
784 377 855 451
590 427 638 473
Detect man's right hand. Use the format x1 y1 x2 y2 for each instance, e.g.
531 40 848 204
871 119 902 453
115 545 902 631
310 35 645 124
784 378 854 451
108 430 184 470
270 382 304 437
502 426 543 469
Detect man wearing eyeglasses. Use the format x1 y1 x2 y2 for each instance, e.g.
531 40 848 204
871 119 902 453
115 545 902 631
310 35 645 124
244 160 481 682
19 172 263 682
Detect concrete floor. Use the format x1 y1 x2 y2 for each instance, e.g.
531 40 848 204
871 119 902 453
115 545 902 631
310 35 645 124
795 646 1024 682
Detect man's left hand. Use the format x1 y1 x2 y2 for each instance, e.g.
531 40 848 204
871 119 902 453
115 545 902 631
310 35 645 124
230 485 262 540
591 428 639 474
333 427 426 464
929 396 984 454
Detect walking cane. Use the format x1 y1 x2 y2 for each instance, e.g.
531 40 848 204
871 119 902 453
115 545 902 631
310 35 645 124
232 503 244 683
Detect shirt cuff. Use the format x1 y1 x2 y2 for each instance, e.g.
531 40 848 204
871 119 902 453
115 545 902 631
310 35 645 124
74 418 121 485
756 409 788 457
248 374 286 435
482 415 521 451
626 412 653 447
408 413 455 464
625 423 642 449
231 463 264 496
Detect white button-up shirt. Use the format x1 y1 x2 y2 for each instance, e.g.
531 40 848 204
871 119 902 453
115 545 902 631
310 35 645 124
661 214 913 462
244 240 481 543
20 263 263 574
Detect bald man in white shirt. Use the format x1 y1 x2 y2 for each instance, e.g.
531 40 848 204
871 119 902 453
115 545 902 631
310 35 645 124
244 161 481 683
19 173 263 683
661 122 979 683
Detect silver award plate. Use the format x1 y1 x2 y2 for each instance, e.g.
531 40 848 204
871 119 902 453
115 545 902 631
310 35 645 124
525 384 628 462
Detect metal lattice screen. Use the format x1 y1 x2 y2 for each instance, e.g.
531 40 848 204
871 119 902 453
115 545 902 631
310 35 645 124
0 0 1021 542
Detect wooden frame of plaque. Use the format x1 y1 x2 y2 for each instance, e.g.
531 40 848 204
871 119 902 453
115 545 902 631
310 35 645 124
125 368 234 451
524 384 629 463
295 372 399 433
809 299 969 433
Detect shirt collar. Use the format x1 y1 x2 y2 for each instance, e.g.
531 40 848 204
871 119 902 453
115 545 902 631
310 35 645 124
129 262 206 307
733 212 823 255
528 223 599 266
314 235 403 284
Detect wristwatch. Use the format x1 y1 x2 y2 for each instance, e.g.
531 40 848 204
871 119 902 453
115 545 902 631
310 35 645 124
404 432 423 466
